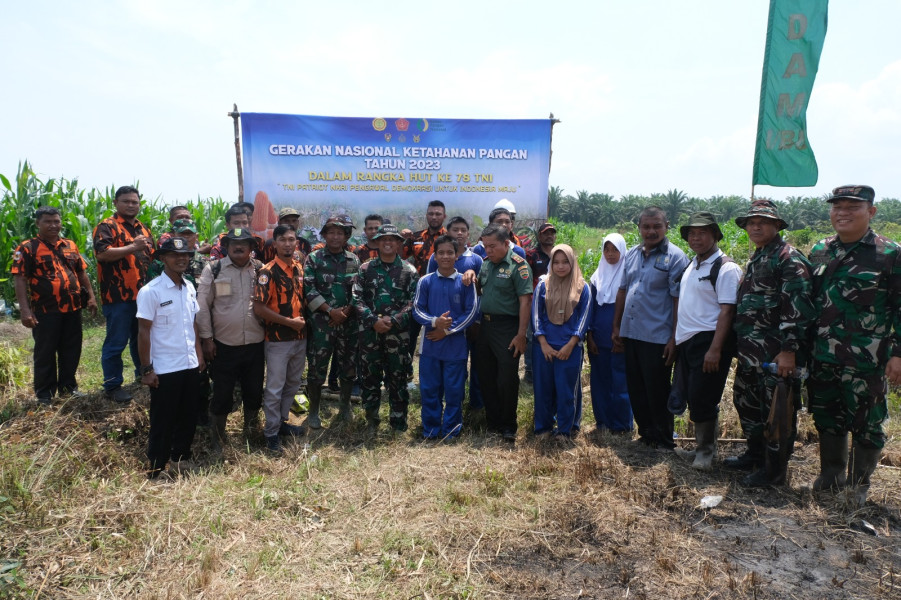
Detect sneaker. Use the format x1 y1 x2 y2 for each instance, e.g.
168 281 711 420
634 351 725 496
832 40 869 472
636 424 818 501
278 422 306 437
105 387 133 404
265 435 283 455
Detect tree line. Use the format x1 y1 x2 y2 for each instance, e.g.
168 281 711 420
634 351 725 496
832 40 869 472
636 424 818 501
548 186 901 230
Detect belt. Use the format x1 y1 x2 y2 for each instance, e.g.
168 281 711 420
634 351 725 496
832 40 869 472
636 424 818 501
482 313 517 322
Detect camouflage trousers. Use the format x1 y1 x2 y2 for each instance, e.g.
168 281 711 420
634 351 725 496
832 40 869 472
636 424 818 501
359 328 411 431
306 313 357 387
732 365 800 442
807 363 888 449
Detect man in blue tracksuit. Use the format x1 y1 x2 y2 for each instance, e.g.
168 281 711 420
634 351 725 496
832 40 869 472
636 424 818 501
414 235 480 439
427 217 484 418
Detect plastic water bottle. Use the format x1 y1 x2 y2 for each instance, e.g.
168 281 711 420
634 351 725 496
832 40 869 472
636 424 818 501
762 362 809 380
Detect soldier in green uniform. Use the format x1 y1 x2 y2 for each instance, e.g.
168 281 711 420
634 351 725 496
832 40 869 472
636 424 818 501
475 223 533 442
728 200 814 486
147 220 210 287
303 216 362 428
807 185 901 505
352 224 419 435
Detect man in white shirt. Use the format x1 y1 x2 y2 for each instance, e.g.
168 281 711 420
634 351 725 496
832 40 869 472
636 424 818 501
137 237 205 480
673 212 741 470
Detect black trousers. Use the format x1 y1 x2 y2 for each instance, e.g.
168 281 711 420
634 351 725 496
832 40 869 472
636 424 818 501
209 340 264 417
624 338 674 448
148 368 200 473
476 316 521 434
31 310 83 399
675 330 734 423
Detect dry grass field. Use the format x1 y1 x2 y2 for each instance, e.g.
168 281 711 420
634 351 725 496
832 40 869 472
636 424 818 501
1 322 900 599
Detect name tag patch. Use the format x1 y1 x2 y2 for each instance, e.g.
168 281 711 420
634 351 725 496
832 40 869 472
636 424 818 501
160 300 173 307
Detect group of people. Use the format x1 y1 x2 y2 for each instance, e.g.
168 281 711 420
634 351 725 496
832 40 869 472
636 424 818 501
11 186 900 504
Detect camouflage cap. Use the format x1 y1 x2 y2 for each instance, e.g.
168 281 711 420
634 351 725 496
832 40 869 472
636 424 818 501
735 200 788 231
222 228 254 244
153 236 195 259
680 211 723 242
371 224 405 241
278 206 300 220
319 214 355 236
170 219 197 234
827 184 875 204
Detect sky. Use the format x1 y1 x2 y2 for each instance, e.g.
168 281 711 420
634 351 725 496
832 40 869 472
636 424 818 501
2 0 900 206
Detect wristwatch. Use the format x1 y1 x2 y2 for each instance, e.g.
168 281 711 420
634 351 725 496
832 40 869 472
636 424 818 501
140 364 155 376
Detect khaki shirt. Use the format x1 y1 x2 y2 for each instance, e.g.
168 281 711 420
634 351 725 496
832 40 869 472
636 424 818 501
196 257 264 346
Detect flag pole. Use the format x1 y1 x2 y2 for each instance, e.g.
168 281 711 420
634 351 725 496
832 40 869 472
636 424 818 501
227 104 244 202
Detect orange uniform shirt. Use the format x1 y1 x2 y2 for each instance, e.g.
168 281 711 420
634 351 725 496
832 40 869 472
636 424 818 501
253 256 306 342
92 214 154 304
405 227 447 275
11 237 88 313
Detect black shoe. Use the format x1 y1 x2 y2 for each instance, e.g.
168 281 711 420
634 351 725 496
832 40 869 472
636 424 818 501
36 396 52 406
278 422 306 437
105 387 133 404
723 449 763 471
502 430 516 443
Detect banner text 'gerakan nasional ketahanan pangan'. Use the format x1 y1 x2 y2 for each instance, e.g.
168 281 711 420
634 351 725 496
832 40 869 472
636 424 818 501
240 113 553 236
752 0 828 187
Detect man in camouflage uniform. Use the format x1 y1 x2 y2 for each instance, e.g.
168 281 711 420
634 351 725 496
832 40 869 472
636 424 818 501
807 185 901 505
728 200 814 486
304 216 361 429
147 220 210 287
352 224 419 435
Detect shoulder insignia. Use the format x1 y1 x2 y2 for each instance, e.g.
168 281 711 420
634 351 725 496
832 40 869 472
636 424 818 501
258 273 269 285
511 254 525 263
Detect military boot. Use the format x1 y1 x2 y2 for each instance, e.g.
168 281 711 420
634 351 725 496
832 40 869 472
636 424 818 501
848 441 882 507
365 406 380 437
306 385 323 430
691 419 718 471
210 414 228 452
811 432 848 491
743 445 790 487
332 380 354 425
723 437 765 471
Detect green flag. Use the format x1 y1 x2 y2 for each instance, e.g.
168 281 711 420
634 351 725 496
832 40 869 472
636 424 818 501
752 0 828 187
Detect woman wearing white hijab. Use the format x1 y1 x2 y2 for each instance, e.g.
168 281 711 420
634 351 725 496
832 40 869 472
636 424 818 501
586 233 633 432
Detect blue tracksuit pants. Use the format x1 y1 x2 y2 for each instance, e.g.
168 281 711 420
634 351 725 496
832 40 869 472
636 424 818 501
420 355 467 438
589 347 633 431
532 343 584 435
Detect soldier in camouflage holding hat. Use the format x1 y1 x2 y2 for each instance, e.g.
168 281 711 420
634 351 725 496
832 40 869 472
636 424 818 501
352 224 419 435
727 199 815 486
807 185 901 506
303 215 362 429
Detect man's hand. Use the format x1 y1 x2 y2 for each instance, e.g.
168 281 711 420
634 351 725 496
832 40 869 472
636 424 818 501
401 229 413 240
202 338 217 362
426 328 447 341
773 350 796 378
141 372 159 389
662 337 677 367
509 332 527 358
885 356 901 386
611 325 624 353
702 347 722 373
85 297 98 318
373 316 392 334
197 356 206 373
20 311 38 328
461 270 477 286
435 311 452 330
132 235 151 253
287 316 306 333
328 307 348 326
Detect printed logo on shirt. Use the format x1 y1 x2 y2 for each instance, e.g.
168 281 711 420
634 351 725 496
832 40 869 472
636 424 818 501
258 274 269 285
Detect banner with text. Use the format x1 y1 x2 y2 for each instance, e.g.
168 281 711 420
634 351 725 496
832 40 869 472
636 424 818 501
241 113 553 237
752 0 828 187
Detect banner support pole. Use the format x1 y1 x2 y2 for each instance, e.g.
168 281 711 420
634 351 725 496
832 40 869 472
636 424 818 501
227 104 244 202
